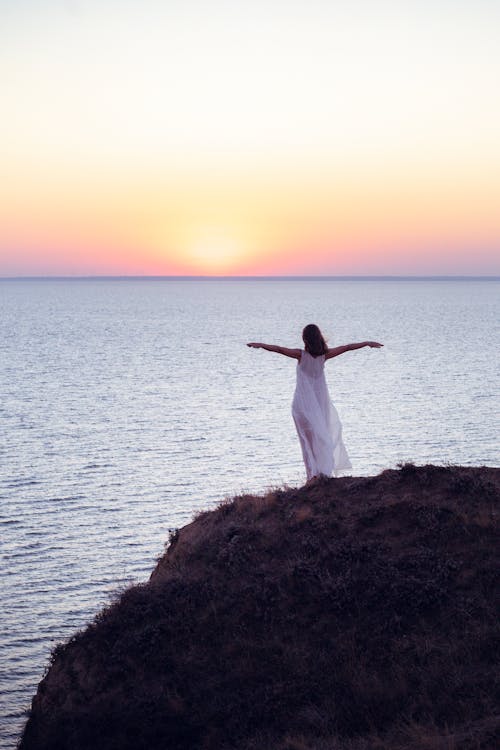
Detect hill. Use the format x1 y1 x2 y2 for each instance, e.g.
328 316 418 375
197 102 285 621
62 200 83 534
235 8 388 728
20 464 499 750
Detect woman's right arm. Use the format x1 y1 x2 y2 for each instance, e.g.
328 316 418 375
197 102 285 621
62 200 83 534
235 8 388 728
247 343 302 360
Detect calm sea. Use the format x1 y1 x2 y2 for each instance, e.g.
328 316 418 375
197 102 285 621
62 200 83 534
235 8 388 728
1 277 498 745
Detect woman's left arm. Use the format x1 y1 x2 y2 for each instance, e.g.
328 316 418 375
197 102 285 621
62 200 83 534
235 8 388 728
325 341 383 360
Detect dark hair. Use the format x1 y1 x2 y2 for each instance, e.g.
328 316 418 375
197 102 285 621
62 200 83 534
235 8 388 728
302 324 328 357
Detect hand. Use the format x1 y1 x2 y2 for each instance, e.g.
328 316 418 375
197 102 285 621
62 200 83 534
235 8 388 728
367 341 383 348
247 342 261 348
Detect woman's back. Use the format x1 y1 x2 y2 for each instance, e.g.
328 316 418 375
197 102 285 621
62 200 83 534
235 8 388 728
294 351 329 410
297 350 326 378
293 350 329 413
292 349 351 479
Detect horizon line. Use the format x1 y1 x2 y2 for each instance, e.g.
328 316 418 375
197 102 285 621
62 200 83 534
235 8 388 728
1 274 499 281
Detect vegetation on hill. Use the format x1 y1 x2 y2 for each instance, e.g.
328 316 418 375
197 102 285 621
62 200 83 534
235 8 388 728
20 464 499 750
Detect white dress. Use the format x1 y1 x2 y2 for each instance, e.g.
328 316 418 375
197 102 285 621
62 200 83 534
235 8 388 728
292 350 352 479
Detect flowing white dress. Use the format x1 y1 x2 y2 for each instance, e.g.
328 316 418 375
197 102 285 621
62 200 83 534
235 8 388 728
292 350 351 479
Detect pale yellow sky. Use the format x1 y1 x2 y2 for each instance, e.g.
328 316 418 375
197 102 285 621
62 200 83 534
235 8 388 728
1 0 499 274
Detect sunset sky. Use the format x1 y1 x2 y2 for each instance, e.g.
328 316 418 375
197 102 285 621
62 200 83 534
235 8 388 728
1 0 499 276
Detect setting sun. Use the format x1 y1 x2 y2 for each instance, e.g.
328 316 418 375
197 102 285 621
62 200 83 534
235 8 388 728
184 230 248 274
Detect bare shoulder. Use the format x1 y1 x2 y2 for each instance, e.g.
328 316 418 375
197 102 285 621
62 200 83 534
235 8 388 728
283 347 302 360
325 347 341 360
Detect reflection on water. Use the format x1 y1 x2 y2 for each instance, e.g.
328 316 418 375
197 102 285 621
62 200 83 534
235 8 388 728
0 278 498 745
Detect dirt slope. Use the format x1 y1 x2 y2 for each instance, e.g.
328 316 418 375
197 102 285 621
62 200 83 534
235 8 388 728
20 464 500 750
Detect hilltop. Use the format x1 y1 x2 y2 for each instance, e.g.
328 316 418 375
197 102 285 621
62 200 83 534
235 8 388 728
20 464 499 750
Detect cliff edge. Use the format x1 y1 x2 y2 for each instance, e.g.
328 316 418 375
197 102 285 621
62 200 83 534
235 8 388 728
20 464 499 750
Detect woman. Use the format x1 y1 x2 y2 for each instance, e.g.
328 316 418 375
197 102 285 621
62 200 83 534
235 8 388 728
247 324 383 482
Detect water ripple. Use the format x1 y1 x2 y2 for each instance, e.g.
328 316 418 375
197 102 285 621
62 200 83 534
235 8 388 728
0 278 499 747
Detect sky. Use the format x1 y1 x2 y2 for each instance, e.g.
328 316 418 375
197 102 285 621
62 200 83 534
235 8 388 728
1 0 499 276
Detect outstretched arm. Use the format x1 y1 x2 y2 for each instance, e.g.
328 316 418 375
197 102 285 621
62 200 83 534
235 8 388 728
247 342 302 360
325 341 383 360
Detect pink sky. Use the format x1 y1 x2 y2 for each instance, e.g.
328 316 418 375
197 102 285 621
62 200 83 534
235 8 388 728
1 1 499 275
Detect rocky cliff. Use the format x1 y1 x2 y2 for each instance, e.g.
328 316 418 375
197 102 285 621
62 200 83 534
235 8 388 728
20 464 499 750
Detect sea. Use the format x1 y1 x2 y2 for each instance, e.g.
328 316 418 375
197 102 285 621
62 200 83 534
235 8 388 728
0 277 498 746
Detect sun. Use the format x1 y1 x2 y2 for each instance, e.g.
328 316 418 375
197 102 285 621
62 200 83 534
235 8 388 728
185 228 248 275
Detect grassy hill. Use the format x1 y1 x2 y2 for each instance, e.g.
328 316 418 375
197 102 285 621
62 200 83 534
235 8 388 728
20 464 499 750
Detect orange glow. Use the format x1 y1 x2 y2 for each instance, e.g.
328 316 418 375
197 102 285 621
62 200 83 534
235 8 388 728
2 158 498 275
2 2 500 275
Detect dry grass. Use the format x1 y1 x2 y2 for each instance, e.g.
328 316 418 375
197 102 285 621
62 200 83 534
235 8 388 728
20 464 499 750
